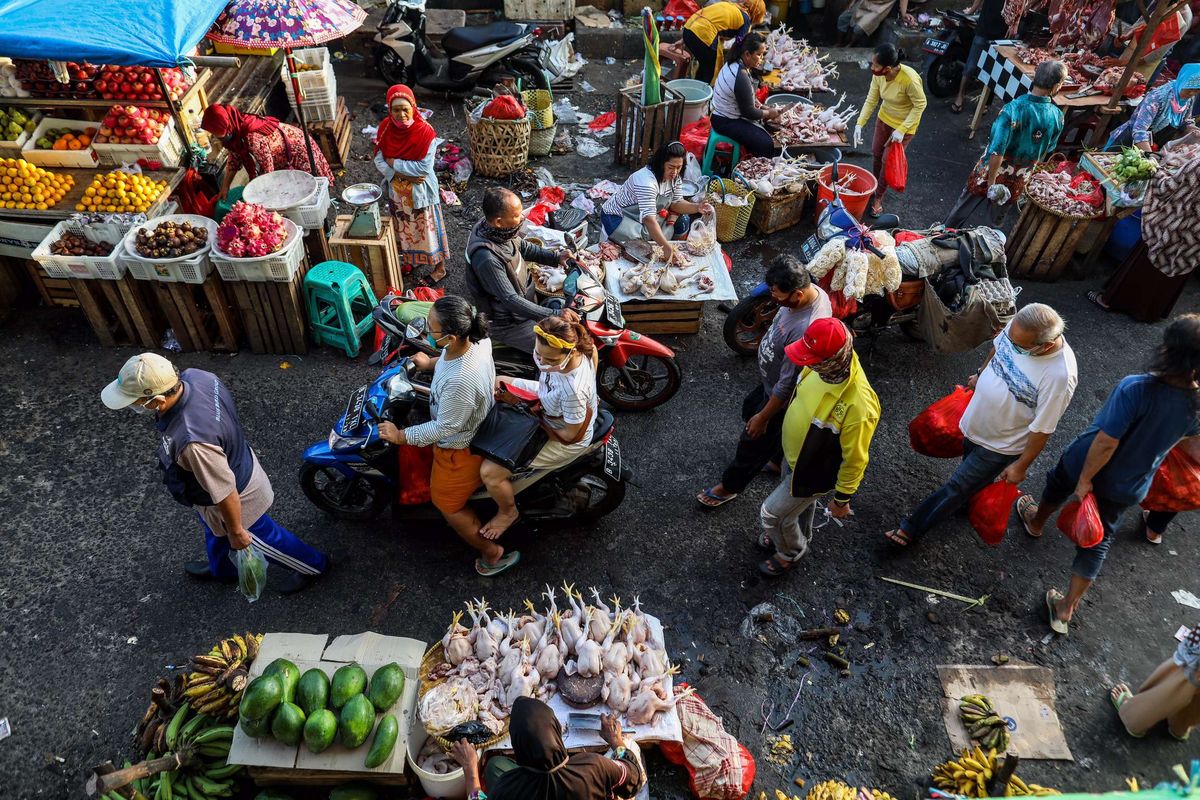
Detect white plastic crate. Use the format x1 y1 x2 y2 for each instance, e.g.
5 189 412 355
294 94 338 123
93 116 186 168
283 177 330 230
32 220 127 280
21 117 100 168
282 49 334 100
0 111 42 158
211 218 304 282
121 214 217 284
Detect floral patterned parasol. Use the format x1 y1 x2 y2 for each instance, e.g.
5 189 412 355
207 0 366 48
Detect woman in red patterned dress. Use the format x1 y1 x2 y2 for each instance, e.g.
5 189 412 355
201 104 333 199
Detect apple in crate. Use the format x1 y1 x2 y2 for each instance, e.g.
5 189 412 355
98 105 168 145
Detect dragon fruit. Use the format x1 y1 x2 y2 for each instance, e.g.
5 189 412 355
217 201 288 258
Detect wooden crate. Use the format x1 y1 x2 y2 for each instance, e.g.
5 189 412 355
225 262 311 355
69 275 162 348
620 298 703 335
24 260 79 307
328 215 403 299
304 227 334 268
147 276 240 352
616 85 684 168
748 188 809 234
248 766 410 788
309 97 352 169
1006 197 1102 281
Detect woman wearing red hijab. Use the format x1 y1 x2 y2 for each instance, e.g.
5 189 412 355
200 104 333 200
373 84 448 281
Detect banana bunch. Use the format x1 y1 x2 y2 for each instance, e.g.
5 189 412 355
861 790 897 800
806 780 857 800
931 747 1060 797
959 694 1010 752
185 632 263 721
127 704 244 800
135 673 190 755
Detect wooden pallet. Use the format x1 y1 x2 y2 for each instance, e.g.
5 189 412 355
247 765 410 788
225 263 311 355
1006 199 1102 281
24 260 79 307
69 276 162 347
620 298 703 335
147 276 239 352
308 97 352 169
304 227 334 268
328 215 402 299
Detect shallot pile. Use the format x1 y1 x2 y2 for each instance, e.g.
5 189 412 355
216 201 288 258
774 95 855 146
1025 170 1103 217
764 27 837 92
736 155 818 197
806 232 902 300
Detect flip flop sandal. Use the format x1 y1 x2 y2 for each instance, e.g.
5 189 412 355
1168 727 1192 741
1086 290 1112 311
1017 495 1042 538
884 528 912 547
697 488 738 509
476 550 521 577
949 101 965 114
1045 589 1069 635
758 553 799 578
1109 685 1147 737
1142 510 1163 545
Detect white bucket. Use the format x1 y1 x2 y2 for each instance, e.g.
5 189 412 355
407 725 468 800
666 78 713 127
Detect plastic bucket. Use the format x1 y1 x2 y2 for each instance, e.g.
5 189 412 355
667 79 713 127
815 163 876 222
407 725 467 800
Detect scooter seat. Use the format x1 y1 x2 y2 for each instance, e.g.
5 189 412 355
442 22 526 56
592 409 615 442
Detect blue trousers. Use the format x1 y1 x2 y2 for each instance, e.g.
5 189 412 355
902 439 1019 539
600 212 689 239
1039 460 1129 581
202 513 327 578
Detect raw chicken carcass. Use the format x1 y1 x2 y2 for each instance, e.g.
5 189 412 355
602 668 637 713
505 658 541 707
467 599 498 662
586 587 613 642
515 599 545 646
573 610 604 678
558 582 586 654
601 612 632 677
625 669 694 726
443 610 472 666
498 633 526 688
534 612 565 678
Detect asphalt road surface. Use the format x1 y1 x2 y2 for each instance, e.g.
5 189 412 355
0 56 1196 799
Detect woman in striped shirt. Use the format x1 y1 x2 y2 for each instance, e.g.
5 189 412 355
711 33 783 158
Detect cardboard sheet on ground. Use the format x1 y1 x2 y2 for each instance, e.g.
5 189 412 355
602 245 737 303
938 664 1072 761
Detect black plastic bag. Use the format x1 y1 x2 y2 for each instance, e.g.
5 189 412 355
469 402 547 471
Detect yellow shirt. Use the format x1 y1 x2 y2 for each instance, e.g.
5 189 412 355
684 2 749 47
856 64 928 135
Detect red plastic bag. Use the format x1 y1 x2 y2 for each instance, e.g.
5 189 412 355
815 270 858 318
397 444 434 505
1056 494 1104 548
883 141 908 192
1141 445 1200 512
681 116 717 159
175 167 217 217
482 95 526 120
588 111 617 131
405 286 444 301
968 481 1021 545
663 0 700 20
908 387 973 458
659 684 756 800
755 85 770 103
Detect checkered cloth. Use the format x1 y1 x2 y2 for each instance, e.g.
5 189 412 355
975 41 1033 102
658 687 756 800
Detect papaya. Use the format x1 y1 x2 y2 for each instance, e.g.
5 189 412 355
329 784 379 800
271 702 307 747
255 791 297 800
263 658 301 704
364 715 399 768
330 663 367 709
240 713 272 739
240 673 284 720
338 694 375 748
366 663 405 712
304 709 338 753
297 668 331 716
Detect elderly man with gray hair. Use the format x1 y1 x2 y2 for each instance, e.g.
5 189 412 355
884 303 1077 546
946 60 1068 228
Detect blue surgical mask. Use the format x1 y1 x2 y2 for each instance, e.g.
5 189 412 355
427 333 451 351
1008 333 1046 357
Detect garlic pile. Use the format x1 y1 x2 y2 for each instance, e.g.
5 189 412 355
736 155 819 197
806 232 902 300
764 27 838 92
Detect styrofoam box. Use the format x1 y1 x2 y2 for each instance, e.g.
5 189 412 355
0 110 42 158
93 116 185 168
21 117 99 168
32 220 127 279
211 218 305 282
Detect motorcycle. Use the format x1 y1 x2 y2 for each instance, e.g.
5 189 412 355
299 357 630 523
922 10 978 99
372 262 683 412
374 0 551 93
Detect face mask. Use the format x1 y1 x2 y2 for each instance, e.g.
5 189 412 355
130 401 154 415
427 333 451 351
1008 333 1045 357
482 221 522 243
533 353 569 373
396 115 414 128
871 67 888 76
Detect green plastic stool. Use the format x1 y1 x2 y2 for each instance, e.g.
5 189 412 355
214 186 244 223
303 261 378 358
701 130 742 177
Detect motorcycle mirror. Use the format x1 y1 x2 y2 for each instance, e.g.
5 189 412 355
405 318 427 340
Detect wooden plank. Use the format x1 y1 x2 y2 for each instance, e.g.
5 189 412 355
283 270 310 354
70 279 116 346
202 278 239 352
115 277 160 347
1048 219 1094 278
228 281 265 354
250 281 280 354
96 279 136 343
151 281 190 348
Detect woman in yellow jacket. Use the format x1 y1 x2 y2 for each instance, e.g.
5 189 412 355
853 44 927 217
758 318 880 578
682 0 766 84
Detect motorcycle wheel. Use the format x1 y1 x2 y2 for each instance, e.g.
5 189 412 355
598 354 682 411
299 462 390 521
926 55 963 99
722 295 779 356
375 45 410 86
574 470 627 524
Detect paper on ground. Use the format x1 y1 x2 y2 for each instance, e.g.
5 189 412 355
938 663 1072 761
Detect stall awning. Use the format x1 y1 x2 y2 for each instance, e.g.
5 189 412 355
0 0 228 67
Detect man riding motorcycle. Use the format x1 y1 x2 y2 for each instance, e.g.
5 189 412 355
465 186 580 355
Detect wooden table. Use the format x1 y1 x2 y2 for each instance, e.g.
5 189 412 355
0 167 183 222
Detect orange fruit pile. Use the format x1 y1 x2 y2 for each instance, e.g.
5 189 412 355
0 158 72 210
76 171 167 213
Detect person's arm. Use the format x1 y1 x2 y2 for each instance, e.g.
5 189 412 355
471 251 553 321
176 443 252 549
373 150 395 181
450 740 483 797
545 382 593 444
1000 432 1052 484
856 77 882 129
965 0 982 12
1130 90 1165 151
899 73 928 133
1074 431 1120 498
404 375 489 448
1003 371 1077 484
833 408 880 504
389 146 437 179
747 393 787 438
598 714 645 800
519 239 564 267
734 69 767 120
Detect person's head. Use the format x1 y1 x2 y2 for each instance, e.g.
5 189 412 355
385 84 418 128
427 295 489 350
481 186 524 230
509 696 567 769
764 254 813 308
200 104 236 142
649 141 688 183
1032 60 1067 95
1175 64 1200 101
1008 303 1065 356
731 32 768 70
533 315 595 372
1150 313 1200 386
740 0 766 25
101 353 183 415
784 317 854 383
870 44 901 78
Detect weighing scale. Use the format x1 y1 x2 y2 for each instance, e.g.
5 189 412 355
341 183 384 238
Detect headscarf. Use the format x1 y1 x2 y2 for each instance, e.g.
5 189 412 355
742 0 766 25
1166 64 1200 129
489 697 620 800
200 104 281 178
376 84 437 161
1174 625 1200 686
810 337 855 384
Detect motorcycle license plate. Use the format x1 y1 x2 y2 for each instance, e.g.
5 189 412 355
603 292 625 327
923 37 949 54
800 234 823 262
343 384 368 432
602 436 622 480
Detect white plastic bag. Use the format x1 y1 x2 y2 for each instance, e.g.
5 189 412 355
686 218 717 256
684 152 704 186
234 544 268 603
575 137 609 158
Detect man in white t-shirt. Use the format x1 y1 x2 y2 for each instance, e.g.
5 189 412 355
884 303 1078 546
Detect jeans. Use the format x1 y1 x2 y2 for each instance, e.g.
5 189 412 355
902 438 1018 539
711 114 778 158
720 384 785 495
1040 460 1130 581
202 512 327 578
760 463 820 560
870 119 914 202
964 34 991 81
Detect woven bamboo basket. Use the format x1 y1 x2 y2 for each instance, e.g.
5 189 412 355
417 642 510 750
708 177 756 242
748 186 810 234
522 89 554 129
528 123 558 157
465 104 531 178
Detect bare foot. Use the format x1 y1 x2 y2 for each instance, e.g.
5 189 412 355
480 509 519 540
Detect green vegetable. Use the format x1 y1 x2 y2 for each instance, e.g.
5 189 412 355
338 694 375 748
364 715 399 768
366 662 405 712
240 674 284 720
263 658 301 703
271 702 307 746
236 546 268 601
330 663 367 708
297 668 331 716
304 709 338 753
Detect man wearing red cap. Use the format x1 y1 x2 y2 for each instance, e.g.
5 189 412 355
758 318 880 577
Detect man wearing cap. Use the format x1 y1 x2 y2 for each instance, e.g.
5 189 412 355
102 353 328 593
757 318 881 577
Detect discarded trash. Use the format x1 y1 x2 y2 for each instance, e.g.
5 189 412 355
441 189 462 206
533 166 556 188
161 328 181 353
823 652 850 669
879 576 989 608
575 137 609 158
552 97 580 124
992 653 1010 665
0 717 10 742
764 733 795 766
581 80 596 93
279 361 292 370
452 157 473 183
126 636 138 645
833 608 850 625
740 602 806 645
553 127 574 154
605 56 616 64
362 125 379 137
570 192 595 214
1172 589 1200 609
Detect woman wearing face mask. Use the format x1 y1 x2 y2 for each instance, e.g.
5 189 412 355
200 104 333 201
373 84 449 282
710 33 784 159
852 44 927 218
478 316 600 539
376 296 511 575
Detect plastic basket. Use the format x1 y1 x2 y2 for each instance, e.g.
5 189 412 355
283 177 330 230
295 94 338 123
708 177 756 242
93 117 185 168
528 123 558 157
522 89 554 129
211 218 304 282
32 220 127 280
21 117 99 168
121 214 217 284
282 49 334 99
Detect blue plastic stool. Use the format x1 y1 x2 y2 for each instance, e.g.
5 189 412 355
702 130 742 177
303 261 378 358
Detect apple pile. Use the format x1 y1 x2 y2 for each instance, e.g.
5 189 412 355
14 60 98 99
96 105 170 146
95 66 190 102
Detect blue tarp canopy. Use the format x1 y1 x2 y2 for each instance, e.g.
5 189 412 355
0 0 228 67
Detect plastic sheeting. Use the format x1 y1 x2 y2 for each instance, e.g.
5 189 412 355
0 0 227 67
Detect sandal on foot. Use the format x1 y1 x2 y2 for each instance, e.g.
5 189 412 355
1142 510 1163 545
758 553 800 578
949 101 965 114
1087 290 1111 311
697 487 738 509
1110 684 1147 737
1045 589 1069 635
884 528 912 547
476 550 521 577
1168 727 1192 741
1017 495 1042 538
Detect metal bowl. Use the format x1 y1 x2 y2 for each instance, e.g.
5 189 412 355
679 179 702 198
342 182 384 206
766 93 814 108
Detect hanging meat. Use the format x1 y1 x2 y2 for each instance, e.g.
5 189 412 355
1048 0 1115 50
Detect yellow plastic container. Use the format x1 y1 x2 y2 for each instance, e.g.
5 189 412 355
212 42 279 56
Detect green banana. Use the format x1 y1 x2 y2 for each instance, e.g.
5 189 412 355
192 725 235 744
192 774 233 795
164 704 190 750
203 762 243 780
155 770 174 800
198 742 232 758
179 711 208 740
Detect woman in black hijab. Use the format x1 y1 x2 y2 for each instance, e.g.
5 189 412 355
451 696 644 800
